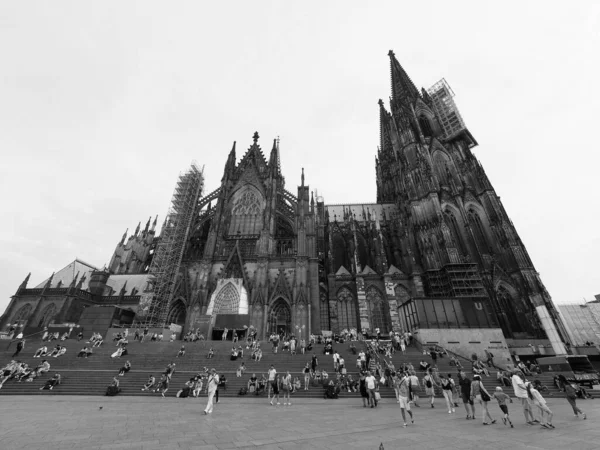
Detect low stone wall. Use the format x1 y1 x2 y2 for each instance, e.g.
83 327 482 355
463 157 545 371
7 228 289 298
414 328 512 368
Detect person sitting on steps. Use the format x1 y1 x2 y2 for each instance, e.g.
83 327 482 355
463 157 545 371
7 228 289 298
40 373 61 390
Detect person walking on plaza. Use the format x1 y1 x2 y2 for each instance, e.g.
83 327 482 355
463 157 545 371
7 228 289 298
458 371 475 419
408 370 420 407
270 373 281 406
365 370 378 408
282 370 292 406
493 387 514 427
440 374 455 414
422 368 438 408
267 364 277 399
511 370 538 424
204 368 219 415
471 375 496 425
557 374 586 420
395 372 414 427
526 382 554 428
303 363 311 390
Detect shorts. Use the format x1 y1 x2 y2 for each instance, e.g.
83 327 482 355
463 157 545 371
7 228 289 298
499 404 508 414
461 393 474 405
519 397 532 410
398 395 411 410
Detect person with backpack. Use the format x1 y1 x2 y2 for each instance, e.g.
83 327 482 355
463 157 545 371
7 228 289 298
557 374 586 420
440 374 455 414
422 368 438 408
471 374 496 425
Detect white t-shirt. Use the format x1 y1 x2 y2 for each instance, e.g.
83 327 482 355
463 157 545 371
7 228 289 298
207 374 219 392
268 368 277 381
366 375 376 390
333 353 339 362
511 375 528 399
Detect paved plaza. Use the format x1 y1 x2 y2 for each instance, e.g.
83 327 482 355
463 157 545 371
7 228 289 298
0 395 597 449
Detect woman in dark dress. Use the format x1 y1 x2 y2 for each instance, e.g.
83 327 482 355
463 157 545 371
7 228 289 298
359 372 369 407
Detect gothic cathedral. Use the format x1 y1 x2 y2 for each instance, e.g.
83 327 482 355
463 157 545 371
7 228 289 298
0 51 569 352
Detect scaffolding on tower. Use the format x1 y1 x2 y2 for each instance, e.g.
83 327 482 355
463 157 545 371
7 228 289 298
138 162 204 327
427 78 467 140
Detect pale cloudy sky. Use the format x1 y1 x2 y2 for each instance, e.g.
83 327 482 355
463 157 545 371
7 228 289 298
1 1 599 313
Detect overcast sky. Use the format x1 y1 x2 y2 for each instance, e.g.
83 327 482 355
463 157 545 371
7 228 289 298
1 1 599 314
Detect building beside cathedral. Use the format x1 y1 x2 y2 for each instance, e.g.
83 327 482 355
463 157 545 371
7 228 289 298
0 51 571 360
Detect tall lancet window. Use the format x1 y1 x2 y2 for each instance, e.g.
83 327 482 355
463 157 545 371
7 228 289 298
468 208 490 254
444 210 466 254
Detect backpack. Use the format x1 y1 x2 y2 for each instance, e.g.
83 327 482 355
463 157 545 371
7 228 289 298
238 387 248 396
564 383 577 399
426 377 432 388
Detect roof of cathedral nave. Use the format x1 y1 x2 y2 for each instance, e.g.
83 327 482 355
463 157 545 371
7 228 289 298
34 258 97 291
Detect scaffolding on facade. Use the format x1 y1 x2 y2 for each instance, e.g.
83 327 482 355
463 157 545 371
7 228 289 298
427 78 467 140
138 163 204 327
425 263 486 298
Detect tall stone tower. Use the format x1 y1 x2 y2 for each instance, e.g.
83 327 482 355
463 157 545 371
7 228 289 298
370 50 568 353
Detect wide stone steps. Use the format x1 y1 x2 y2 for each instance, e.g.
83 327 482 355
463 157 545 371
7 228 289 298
1 337 596 399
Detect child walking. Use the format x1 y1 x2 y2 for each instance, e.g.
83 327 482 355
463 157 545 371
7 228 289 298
527 382 555 428
493 387 514 427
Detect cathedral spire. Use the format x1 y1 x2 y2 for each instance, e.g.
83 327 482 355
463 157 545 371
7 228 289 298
378 99 393 154
269 138 280 175
151 215 158 232
17 273 31 292
388 50 420 105
120 228 128 245
134 221 141 236
301 168 305 187
144 216 151 233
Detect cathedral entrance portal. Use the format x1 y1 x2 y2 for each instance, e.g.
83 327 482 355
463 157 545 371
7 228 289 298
167 299 186 328
268 299 291 336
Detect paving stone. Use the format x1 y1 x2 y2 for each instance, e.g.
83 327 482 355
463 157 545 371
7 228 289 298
0 395 597 449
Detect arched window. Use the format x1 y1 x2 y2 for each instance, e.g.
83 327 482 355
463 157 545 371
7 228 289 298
167 299 186 326
319 290 330 331
468 208 490 253
419 116 433 137
444 210 466 254
12 303 32 324
366 286 390 332
213 283 240 314
332 232 348 273
336 287 358 333
37 303 56 328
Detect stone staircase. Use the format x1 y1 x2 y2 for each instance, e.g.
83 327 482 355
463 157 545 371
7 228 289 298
0 336 597 401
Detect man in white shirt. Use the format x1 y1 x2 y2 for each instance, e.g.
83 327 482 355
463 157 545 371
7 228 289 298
204 368 219 414
267 365 277 400
365 371 378 407
333 352 340 372
511 370 537 424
